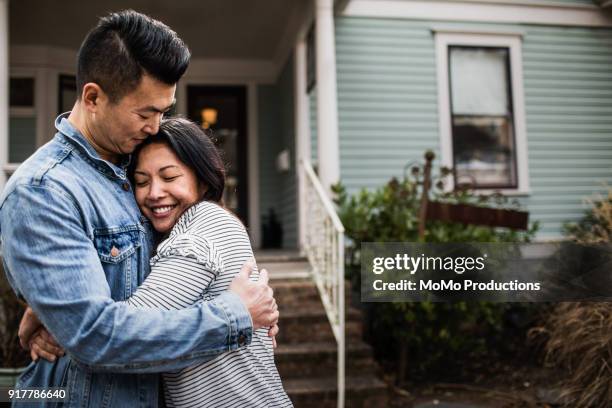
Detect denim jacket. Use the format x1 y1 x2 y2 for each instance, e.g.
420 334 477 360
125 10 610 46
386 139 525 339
0 114 253 407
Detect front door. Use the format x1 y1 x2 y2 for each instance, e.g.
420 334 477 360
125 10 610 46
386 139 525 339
187 85 248 225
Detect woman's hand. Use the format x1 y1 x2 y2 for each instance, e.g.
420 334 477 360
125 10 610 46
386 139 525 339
28 328 65 362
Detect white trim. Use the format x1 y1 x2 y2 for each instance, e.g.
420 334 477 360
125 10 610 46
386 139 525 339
294 39 311 253
431 25 525 37
343 0 612 28
247 83 261 249
315 0 341 195
435 32 530 195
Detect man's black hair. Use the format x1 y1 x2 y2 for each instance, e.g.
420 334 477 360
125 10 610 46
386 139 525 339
77 10 190 103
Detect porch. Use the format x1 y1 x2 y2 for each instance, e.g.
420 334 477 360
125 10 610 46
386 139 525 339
1 0 346 251
1 1 356 406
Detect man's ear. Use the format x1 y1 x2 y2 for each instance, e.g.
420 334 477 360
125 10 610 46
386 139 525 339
81 82 107 113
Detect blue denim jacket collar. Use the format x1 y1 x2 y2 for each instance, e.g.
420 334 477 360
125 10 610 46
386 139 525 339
55 112 131 181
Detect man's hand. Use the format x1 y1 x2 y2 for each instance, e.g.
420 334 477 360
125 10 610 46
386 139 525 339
29 328 65 362
18 307 42 350
229 260 279 331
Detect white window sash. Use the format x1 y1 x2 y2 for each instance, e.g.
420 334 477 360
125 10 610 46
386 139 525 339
435 31 530 195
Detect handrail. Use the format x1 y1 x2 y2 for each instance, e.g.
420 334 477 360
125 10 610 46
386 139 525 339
302 161 345 233
301 159 345 408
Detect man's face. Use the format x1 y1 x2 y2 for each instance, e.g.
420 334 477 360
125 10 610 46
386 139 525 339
91 75 176 161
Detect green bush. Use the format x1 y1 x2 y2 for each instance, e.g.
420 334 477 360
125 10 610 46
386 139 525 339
333 154 539 382
563 188 612 244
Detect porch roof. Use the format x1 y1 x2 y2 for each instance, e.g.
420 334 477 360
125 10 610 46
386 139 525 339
10 0 309 60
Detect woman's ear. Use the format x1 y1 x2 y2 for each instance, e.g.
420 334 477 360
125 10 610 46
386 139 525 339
199 182 209 198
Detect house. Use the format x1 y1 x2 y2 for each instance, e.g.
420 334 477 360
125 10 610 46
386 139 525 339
3 2 612 405
2 0 612 249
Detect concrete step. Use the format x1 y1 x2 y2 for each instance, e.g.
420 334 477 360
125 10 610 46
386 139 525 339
276 307 363 344
272 279 354 309
284 375 389 408
275 340 380 379
265 265 389 407
272 279 321 307
254 250 306 263
259 260 311 280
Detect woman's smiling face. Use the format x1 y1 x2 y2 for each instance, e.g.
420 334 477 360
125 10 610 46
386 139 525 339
133 142 205 233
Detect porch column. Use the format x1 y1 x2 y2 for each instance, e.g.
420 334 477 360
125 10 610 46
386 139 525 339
0 0 8 189
315 0 340 194
294 39 311 251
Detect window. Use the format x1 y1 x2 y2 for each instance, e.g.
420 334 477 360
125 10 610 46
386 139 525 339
8 76 37 167
435 31 529 194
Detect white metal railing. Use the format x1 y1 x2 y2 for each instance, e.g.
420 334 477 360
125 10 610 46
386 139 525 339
301 159 345 408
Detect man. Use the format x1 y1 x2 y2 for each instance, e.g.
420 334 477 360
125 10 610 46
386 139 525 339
0 10 278 407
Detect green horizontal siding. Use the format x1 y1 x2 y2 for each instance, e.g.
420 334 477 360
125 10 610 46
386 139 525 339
335 16 612 240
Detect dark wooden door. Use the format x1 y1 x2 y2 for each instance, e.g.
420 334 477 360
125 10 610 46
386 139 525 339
187 85 248 225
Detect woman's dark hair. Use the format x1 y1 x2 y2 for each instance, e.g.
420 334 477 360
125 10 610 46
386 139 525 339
128 117 225 203
77 9 190 103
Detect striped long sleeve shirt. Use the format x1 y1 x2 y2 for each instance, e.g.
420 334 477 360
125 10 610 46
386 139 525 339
126 200 293 408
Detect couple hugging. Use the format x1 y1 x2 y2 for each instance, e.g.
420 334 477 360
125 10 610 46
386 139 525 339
0 9 292 408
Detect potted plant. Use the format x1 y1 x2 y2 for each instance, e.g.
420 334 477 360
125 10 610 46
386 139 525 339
0 262 29 386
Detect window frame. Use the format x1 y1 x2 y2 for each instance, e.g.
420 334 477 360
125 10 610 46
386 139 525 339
6 69 42 176
435 30 530 195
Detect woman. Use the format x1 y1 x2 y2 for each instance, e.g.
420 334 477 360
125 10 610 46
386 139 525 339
25 117 291 407
123 117 293 407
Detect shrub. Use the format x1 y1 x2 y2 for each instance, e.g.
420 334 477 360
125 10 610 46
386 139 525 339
563 187 612 244
533 188 612 407
333 153 539 383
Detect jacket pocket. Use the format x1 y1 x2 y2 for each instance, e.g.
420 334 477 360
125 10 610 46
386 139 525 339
93 225 140 263
93 225 141 300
